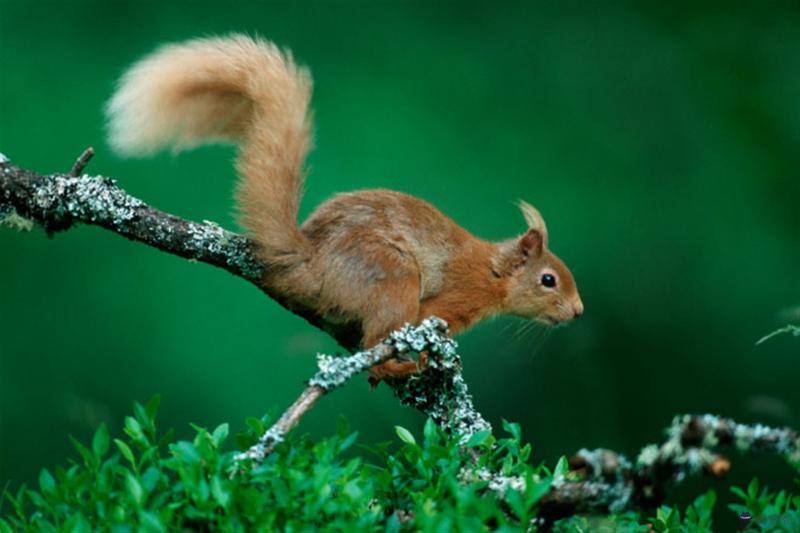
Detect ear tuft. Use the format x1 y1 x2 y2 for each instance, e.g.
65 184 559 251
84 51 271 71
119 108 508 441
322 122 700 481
518 200 548 247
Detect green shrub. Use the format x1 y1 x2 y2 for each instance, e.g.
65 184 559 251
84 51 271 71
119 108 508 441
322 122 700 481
2 395 798 531
0 396 550 531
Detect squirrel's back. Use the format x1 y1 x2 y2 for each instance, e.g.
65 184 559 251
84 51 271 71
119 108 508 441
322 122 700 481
106 35 583 369
302 189 471 300
107 34 313 264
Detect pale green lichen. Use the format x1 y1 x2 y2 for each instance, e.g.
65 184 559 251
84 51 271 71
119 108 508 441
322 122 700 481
556 415 800 516
185 220 263 280
387 318 492 441
552 477 634 515
471 467 527 493
234 425 285 464
0 206 33 231
308 317 457 391
734 422 780 452
566 449 634 513
635 414 799 472
636 444 660 467
18 169 262 281
32 174 143 227
310 351 374 389
238 318 474 468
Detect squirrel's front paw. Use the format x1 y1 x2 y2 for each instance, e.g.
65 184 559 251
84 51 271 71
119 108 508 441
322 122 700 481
367 352 428 387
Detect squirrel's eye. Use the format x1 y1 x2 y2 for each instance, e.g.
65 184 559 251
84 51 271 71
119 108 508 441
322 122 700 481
541 273 557 288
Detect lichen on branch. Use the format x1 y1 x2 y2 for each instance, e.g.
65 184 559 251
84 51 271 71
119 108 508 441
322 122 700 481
236 317 491 466
3 152 798 524
0 152 490 450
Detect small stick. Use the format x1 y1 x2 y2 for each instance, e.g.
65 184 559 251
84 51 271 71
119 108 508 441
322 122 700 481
69 147 95 176
233 318 452 468
235 385 326 463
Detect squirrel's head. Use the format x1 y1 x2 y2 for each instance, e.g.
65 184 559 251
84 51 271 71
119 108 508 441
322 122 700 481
495 201 583 326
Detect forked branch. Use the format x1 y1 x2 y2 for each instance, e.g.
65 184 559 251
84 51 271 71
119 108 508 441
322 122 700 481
2 152 797 523
233 317 485 465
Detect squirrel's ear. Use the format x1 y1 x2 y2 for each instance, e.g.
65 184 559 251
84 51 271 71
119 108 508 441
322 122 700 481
518 228 545 261
494 228 545 275
518 200 548 248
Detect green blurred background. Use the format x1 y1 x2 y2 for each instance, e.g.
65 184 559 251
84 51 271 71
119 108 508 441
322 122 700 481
1 0 798 524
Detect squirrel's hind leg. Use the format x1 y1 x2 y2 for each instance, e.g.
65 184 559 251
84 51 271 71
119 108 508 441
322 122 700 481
360 273 424 386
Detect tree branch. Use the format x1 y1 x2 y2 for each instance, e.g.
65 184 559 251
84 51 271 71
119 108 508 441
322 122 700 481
0 152 362 345
531 415 797 524
69 147 95 177
232 317 486 467
3 153 797 524
0 152 490 440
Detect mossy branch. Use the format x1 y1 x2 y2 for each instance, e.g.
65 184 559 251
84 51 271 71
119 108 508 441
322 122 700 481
3 152 797 523
0 151 489 441
535 414 800 523
234 317 488 467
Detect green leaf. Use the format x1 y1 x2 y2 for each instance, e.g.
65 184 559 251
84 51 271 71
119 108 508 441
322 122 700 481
394 426 416 446
210 476 230 508
693 489 716 521
665 507 680 527
0 518 16 533
114 438 135 465
171 441 201 464
245 416 265 435
465 430 492 448
504 488 527 520
527 477 552 506
520 443 532 462
38 468 56 495
651 518 667 532
26 489 47 509
339 431 358 452
139 510 166 533
731 486 748 500
502 419 521 441
92 424 110 458
423 417 437 442
141 466 161 492
125 471 143 507
553 456 569 478
69 435 95 468
64 512 91 533
235 431 255 450
134 402 150 428
343 479 363 501
145 394 161 421
747 478 759 499
125 416 144 441
211 423 229 447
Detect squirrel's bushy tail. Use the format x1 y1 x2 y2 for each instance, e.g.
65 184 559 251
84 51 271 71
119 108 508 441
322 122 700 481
106 34 312 264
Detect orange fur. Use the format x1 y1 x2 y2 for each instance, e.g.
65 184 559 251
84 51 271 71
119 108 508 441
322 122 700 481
106 34 583 383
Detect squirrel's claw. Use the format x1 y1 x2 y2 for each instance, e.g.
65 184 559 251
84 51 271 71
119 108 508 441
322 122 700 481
368 352 428 388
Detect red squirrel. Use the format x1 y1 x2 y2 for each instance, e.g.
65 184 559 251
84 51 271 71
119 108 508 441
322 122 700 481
106 35 583 383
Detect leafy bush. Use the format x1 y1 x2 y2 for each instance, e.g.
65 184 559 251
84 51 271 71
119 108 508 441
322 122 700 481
729 478 800 532
0 396 551 531
1 396 798 531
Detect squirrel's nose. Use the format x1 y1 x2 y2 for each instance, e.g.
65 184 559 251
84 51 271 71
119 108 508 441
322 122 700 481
572 300 584 318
